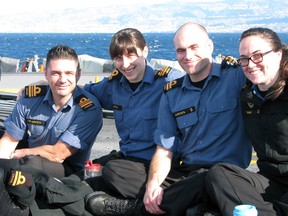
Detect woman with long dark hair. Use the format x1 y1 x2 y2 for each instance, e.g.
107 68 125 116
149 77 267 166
206 27 288 215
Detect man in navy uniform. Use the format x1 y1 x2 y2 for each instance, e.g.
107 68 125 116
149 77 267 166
0 44 103 179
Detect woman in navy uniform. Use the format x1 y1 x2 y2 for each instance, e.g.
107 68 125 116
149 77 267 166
206 27 288 215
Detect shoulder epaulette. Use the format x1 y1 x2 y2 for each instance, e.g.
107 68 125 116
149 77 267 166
154 66 172 79
108 69 122 82
164 77 184 92
24 85 47 98
75 94 95 110
221 55 239 68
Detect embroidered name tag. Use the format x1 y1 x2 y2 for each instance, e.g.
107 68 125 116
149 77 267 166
174 107 195 117
26 119 46 126
245 110 260 115
112 104 122 110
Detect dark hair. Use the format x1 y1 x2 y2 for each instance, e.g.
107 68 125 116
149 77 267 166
109 28 147 60
46 44 80 73
240 27 288 100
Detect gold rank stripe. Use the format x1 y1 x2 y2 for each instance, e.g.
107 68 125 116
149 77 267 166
164 80 177 91
79 97 93 109
224 55 238 66
157 66 171 77
27 85 35 97
11 171 26 186
24 85 46 98
108 69 121 81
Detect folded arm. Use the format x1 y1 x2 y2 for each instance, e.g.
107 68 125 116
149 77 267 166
12 140 78 163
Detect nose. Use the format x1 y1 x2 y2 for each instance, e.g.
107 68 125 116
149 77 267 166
185 49 194 59
122 56 131 68
58 73 67 82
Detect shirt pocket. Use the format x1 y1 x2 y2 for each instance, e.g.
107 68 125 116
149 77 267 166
141 108 158 140
175 111 198 133
207 99 237 135
26 118 46 137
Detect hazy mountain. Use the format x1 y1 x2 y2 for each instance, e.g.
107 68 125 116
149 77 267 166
1 0 287 33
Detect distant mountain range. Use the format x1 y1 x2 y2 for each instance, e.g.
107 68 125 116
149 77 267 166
1 0 287 33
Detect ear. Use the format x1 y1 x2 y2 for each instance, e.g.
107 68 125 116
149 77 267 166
44 67 48 80
276 49 283 60
207 39 214 53
143 45 149 58
76 69 81 83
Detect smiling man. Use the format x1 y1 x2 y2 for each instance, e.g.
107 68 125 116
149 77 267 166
142 21 253 216
0 44 103 179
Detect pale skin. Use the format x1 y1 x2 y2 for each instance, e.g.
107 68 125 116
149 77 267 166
173 22 214 82
113 46 148 83
0 59 79 163
143 22 215 214
17 46 149 93
239 36 282 91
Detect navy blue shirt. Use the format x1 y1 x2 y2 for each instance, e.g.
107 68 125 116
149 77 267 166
154 62 252 168
84 63 184 160
5 86 103 170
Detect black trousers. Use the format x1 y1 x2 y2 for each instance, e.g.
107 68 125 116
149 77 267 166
102 158 214 216
206 163 288 216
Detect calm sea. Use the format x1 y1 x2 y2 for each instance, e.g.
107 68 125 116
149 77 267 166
0 33 287 62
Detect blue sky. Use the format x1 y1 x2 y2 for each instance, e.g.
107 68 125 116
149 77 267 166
1 0 287 33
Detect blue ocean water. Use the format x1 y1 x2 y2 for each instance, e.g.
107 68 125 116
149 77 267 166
0 32 287 62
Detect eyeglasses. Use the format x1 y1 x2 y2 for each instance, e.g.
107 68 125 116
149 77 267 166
237 50 274 67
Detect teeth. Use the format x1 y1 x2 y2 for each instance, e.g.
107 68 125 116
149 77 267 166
125 68 134 73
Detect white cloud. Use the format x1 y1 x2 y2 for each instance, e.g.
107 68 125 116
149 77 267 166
1 0 176 15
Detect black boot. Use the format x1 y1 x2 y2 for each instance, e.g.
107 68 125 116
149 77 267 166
85 191 144 216
0 167 29 216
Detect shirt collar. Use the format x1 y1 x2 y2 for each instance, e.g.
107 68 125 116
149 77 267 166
182 61 221 90
43 86 76 109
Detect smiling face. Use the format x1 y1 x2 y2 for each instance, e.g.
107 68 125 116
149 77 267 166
44 59 79 104
239 35 282 91
173 23 213 82
109 28 148 83
113 46 148 83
